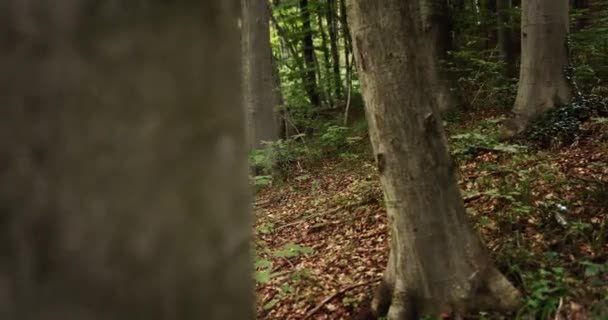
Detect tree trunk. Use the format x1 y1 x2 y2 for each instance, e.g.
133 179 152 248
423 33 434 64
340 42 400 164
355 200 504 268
422 0 460 113
0 2 252 319
347 1 522 318
317 7 335 107
497 0 517 78
243 0 280 149
300 0 320 106
339 0 353 101
271 53 289 139
506 0 571 136
327 0 343 102
482 0 498 49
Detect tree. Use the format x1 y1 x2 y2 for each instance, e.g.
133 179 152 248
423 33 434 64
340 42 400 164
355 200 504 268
0 1 252 319
347 1 521 318
243 0 280 149
326 0 343 102
505 0 572 136
300 0 321 106
317 4 335 106
497 0 517 78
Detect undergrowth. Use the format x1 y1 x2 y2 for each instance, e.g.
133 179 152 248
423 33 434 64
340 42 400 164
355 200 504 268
523 95 608 148
251 91 608 319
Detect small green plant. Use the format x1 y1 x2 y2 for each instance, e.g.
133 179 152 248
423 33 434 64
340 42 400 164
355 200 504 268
273 243 314 258
254 258 274 284
253 175 273 187
254 243 314 285
450 132 526 157
248 136 316 182
519 267 569 319
320 125 349 149
524 95 608 148
257 221 276 235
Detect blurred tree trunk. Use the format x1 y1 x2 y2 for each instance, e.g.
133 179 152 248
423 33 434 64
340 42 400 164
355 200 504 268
505 0 572 136
347 1 522 318
300 0 320 106
0 1 252 319
497 0 517 78
243 0 280 149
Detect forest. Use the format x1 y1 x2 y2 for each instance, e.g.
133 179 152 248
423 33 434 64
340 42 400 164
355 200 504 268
0 1 606 320
246 0 608 319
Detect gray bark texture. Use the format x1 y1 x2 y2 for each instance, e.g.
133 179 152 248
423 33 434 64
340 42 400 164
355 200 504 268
506 0 572 136
0 2 253 320
346 1 521 318
242 0 280 149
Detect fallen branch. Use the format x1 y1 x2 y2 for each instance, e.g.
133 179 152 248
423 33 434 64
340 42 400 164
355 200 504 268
303 279 380 319
254 199 272 208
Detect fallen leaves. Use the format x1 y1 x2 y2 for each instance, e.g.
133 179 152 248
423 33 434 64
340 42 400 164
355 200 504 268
254 117 608 319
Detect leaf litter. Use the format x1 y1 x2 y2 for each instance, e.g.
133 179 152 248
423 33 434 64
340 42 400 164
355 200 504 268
254 116 608 319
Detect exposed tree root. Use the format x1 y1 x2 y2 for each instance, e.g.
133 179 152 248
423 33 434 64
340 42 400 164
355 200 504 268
304 279 379 319
355 267 522 320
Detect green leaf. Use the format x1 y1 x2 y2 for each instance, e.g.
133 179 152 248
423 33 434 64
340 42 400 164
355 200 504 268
273 243 314 258
263 298 280 310
255 259 273 270
254 270 271 284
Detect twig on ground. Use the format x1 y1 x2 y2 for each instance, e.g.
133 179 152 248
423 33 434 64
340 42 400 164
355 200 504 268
303 278 380 319
463 193 485 203
554 297 564 320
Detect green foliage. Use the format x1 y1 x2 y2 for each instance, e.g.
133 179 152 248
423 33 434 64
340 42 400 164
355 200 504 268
580 260 608 278
524 95 608 147
450 118 526 158
320 124 349 150
449 116 527 157
254 258 274 284
254 242 314 286
248 122 369 184
519 267 569 319
447 48 517 109
254 175 273 187
248 136 315 182
570 2 608 93
450 132 526 156
272 243 314 258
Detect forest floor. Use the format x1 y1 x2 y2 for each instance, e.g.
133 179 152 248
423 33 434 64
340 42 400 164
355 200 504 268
253 111 608 320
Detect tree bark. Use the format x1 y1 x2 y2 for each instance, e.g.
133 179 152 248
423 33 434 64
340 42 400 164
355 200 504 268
0 2 252 319
339 0 353 101
497 0 517 78
506 0 571 136
327 0 343 102
317 7 334 107
243 0 280 149
300 0 321 106
347 1 522 318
